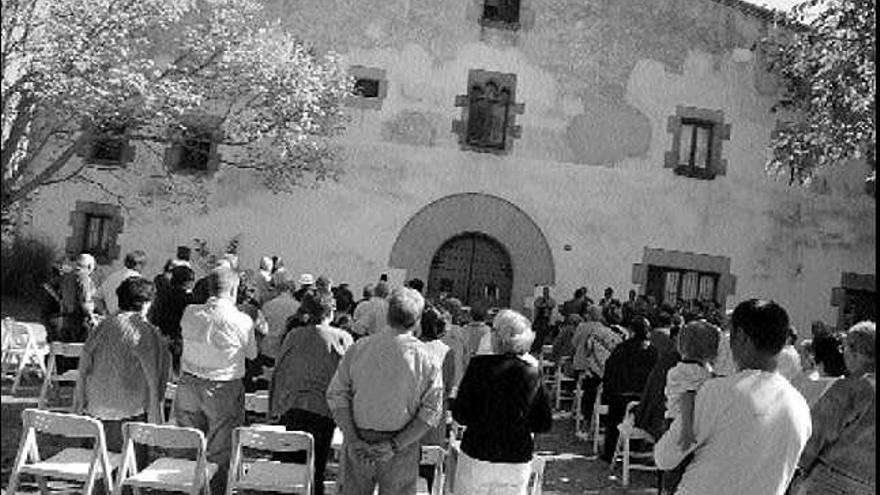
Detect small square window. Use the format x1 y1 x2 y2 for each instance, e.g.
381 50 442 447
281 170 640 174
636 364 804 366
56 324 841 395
353 78 381 98
89 121 130 166
482 0 521 27
180 133 213 171
466 79 513 151
678 120 713 169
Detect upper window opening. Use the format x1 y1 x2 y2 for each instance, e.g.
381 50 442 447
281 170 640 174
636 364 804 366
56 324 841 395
353 78 381 98
482 0 521 27
180 130 214 171
466 78 513 151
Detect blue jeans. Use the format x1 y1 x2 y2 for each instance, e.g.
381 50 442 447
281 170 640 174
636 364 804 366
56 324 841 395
341 429 419 495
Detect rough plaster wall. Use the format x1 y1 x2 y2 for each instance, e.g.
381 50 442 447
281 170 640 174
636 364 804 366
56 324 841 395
21 0 876 330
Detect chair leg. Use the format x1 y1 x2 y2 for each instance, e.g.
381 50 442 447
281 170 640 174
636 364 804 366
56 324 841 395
36 475 49 495
11 348 29 393
622 435 631 487
38 355 55 409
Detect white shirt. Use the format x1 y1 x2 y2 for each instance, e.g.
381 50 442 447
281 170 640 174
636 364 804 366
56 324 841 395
655 369 811 495
180 297 257 381
664 362 712 419
712 331 737 376
352 297 388 336
96 268 140 315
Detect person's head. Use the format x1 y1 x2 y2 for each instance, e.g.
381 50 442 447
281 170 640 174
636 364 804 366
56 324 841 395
334 313 352 331
75 253 96 273
730 299 790 370
810 332 847 377
386 288 425 332
470 302 488 323
810 320 830 338
271 255 283 272
843 321 876 375
116 276 155 314
677 320 721 363
585 304 602 322
373 281 390 299
259 256 273 272
407 278 425 294
362 284 374 300
163 259 175 275
176 246 191 261
491 310 535 355
123 250 147 271
565 313 584 326
420 305 447 342
170 265 195 290
301 292 335 324
628 289 636 301
542 286 550 298
786 325 798 346
441 297 463 322
221 253 239 271
628 316 651 341
605 287 614 299
206 266 240 300
574 287 586 299
316 275 332 295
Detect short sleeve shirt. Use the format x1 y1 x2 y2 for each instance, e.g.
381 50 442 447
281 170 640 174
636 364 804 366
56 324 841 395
664 362 712 419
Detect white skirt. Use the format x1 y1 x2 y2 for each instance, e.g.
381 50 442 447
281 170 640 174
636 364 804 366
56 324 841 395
453 449 532 495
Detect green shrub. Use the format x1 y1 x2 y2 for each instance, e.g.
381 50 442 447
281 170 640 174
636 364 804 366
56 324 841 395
0 235 58 300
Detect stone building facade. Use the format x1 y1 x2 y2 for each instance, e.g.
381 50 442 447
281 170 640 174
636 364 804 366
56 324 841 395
24 0 876 330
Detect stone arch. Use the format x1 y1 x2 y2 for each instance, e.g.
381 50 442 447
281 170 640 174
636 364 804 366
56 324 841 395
389 192 555 312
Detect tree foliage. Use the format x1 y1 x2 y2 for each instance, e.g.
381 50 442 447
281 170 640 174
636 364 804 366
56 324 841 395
1 0 353 217
763 0 875 187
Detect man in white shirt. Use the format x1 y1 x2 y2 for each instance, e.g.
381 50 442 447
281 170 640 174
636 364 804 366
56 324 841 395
175 267 257 494
352 281 390 336
654 299 811 495
95 250 146 315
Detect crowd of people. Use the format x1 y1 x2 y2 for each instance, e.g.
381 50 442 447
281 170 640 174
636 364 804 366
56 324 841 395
36 248 875 495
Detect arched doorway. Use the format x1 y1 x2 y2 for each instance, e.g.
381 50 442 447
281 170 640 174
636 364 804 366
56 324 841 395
427 233 513 308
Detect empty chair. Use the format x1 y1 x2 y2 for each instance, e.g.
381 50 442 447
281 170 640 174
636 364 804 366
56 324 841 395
554 357 577 412
225 426 314 494
417 445 446 495
38 342 84 410
7 408 121 495
115 421 217 495
528 456 546 495
2 320 49 393
611 401 657 486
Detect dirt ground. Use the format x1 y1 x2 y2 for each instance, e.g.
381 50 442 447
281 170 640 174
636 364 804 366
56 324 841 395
1 373 657 494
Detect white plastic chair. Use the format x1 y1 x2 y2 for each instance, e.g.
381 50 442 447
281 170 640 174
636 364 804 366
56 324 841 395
115 421 217 495
417 445 446 495
611 401 657 486
528 456 546 495
2 319 49 393
6 408 121 495
553 357 577 412
38 342 84 410
225 426 314 494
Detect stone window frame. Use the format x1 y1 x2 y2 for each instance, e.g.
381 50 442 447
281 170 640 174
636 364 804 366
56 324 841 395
346 65 388 111
64 201 124 265
164 115 223 175
665 106 731 180
86 120 136 168
467 0 536 32
830 272 876 330
452 69 525 155
631 247 737 307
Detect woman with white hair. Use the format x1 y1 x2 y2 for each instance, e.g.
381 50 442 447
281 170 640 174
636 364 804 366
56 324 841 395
452 309 553 494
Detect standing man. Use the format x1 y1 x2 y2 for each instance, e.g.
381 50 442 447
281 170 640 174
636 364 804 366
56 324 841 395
57 253 99 371
271 293 353 495
327 288 443 494
96 250 147 316
561 287 589 318
175 267 257 494
531 286 556 353
654 299 811 495
352 281 390 337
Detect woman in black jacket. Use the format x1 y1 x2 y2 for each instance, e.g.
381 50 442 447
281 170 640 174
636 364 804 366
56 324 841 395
452 309 553 494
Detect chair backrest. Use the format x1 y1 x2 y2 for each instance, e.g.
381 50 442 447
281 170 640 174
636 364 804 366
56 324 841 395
419 446 446 495
528 456 546 495
50 342 84 358
228 427 315 494
123 422 207 451
244 392 269 415
24 408 103 439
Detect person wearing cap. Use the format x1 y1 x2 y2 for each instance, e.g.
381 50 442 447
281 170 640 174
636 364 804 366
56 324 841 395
327 288 443 494
352 281 390 337
175 267 257 494
294 273 316 301
96 250 147 316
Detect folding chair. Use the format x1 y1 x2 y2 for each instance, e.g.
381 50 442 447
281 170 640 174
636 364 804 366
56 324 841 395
244 391 270 422
38 342 84 410
6 408 121 495
554 357 577 412
2 319 49 393
589 386 610 454
611 401 657 486
225 426 314 494
417 445 446 495
528 456 546 495
115 421 217 495
164 381 178 424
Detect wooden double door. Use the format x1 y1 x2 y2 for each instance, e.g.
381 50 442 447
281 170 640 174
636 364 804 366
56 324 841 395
427 233 513 309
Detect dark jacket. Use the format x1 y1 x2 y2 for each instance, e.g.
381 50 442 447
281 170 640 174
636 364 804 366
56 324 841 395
452 353 553 463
